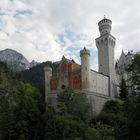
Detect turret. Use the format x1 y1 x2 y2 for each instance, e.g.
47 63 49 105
98 16 112 36
80 47 91 90
96 17 117 98
96 17 116 76
44 66 52 102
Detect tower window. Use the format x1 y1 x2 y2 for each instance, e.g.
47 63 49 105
61 85 66 89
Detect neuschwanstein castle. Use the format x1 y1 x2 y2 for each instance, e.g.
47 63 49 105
44 17 131 114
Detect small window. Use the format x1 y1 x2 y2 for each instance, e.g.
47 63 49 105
61 85 66 89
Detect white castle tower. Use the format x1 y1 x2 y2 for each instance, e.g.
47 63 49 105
95 17 117 97
80 47 91 91
44 66 52 102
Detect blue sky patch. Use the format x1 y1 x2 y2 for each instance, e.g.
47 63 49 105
0 9 6 16
65 29 75 40
14 9 32 17
57 33 64 44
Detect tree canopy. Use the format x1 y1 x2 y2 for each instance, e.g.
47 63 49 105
127 53 140 93
0 53 140 140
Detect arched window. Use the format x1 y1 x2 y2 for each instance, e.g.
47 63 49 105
61 84 66 89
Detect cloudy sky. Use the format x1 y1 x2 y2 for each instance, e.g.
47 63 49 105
0 0 140 70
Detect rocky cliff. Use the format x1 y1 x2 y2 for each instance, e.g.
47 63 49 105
0 49 30 71
0 49 39 71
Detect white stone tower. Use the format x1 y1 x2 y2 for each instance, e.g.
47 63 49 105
80 47 91 91
44 66 52 102
95 17 117 97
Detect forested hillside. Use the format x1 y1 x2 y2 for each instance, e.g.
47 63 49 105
22 61 52 94
0 53 140 140
0 61 44 139
22 61 59 94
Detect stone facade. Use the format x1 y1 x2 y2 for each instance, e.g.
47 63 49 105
115 51 136 94
90 70 109 96
44 17 119 114
116 50 133 81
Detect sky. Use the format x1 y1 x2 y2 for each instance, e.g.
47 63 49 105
0 0 140 70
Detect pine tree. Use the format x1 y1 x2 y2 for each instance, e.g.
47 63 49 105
127 54 140 94
119 78 128 99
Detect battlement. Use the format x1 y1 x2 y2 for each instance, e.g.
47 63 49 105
98 17 112 36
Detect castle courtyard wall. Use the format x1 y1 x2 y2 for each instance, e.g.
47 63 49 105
83 90 110 115
90 70 109 96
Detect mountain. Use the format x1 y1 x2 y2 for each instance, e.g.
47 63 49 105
0 49 30 71
0 49 39 71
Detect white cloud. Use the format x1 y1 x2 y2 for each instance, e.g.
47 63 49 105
0 0 140 70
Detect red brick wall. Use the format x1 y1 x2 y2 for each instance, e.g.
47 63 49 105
50 79 58 90
69 70 81 90
50 60 81 91
60 62 67 74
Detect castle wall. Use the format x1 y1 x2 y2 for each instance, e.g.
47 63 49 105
90 70 109 96
47 91 110 115
69 70 82 90
51 79 58 90
86 92 110 115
